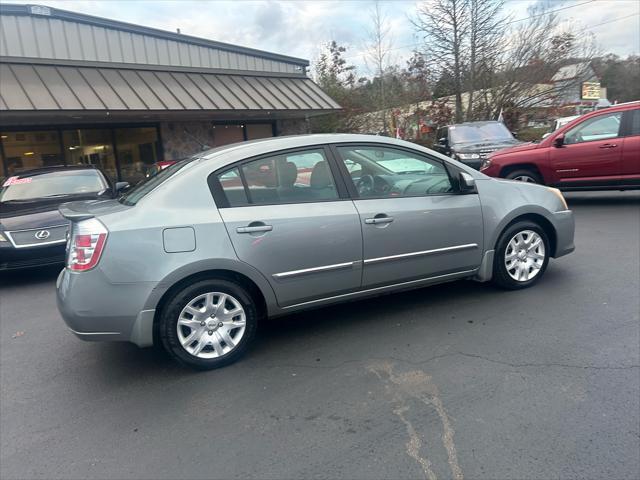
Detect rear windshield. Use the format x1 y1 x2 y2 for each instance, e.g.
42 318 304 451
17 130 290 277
118 158 193 206
0 170 106 202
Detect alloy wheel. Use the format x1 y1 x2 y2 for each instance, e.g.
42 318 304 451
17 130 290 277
512 175 537 183
504 230 546 282
176 292 246 359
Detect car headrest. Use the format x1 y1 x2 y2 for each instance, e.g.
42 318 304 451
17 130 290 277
280 161 298 188
310 161 333 189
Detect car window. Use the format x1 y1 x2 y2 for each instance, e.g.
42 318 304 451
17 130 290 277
119 158 193 206
217 148 338 207
336 146 453 198
628 109 640 136
0 170 106 202
564 112 622 145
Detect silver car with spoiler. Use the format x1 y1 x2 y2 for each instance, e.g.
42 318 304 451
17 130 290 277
56 134 575 369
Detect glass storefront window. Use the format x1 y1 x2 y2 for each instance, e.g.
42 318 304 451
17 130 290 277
63 129 118 180
1 130 62 175
115 127 160 184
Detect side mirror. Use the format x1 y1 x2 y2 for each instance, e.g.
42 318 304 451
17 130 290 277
553 134 565 148
459 172 476 192
511 131 518 138
438 137 448 146
115 181 130 193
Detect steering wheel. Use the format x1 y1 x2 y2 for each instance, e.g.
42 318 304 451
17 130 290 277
356 174 375 196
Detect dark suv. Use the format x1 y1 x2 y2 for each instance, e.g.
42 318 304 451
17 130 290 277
480 102 640 188
432 121 522 170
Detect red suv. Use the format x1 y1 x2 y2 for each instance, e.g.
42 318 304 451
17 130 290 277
481 102 640 190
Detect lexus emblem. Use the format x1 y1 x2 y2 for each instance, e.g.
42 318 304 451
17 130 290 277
34 230 51 240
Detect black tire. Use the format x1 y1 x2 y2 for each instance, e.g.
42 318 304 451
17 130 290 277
159 278 258 370
504 169 542 184
492 221 550 290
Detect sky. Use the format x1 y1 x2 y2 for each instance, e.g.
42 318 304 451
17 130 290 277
7 0 640 76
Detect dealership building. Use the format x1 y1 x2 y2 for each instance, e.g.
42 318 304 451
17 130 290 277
0 4 339 182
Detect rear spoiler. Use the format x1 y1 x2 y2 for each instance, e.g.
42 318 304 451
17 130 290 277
58 202 95 221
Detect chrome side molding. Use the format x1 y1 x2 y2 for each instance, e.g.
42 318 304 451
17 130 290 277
364 243 478 265
273 261 356 279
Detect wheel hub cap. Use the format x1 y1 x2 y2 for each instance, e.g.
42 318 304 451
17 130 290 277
504 230 546 282
176 292 247 359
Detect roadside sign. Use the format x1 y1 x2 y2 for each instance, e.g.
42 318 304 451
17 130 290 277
581 82 601 100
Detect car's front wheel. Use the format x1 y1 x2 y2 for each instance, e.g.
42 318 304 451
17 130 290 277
504 169 542 184
159 278 258 369
492 221 550 290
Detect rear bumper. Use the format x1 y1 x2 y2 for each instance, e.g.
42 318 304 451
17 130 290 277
56 268 157 347
551 210 575 258
0 243 65 270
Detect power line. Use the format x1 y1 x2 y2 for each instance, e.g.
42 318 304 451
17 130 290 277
505 0 598 25
341 4 637 61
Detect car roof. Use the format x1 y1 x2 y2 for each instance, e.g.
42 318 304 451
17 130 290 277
195 134 437 166
8 165 101 178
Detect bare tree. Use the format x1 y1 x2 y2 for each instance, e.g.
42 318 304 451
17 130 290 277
364 1 394 133
414 0 468 122
466 0 505 120
488 3 599 124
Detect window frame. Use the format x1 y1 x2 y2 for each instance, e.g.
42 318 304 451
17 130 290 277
563 111 623 145
328 142 462 200
208 145 351 208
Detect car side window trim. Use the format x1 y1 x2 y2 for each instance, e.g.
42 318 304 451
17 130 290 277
328 142 462 200
208 144 351 208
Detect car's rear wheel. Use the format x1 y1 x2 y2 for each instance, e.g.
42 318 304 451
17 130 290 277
159 279 257 369
504 169 542 184
492 221 550 290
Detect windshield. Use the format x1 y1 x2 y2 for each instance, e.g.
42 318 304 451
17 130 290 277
353 149 437 175
449 122 513 144
118 158 193 206
0 170 106 202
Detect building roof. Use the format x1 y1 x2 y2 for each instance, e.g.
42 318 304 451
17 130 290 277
0 62 339 117
0 4 308 71
0 4 341 120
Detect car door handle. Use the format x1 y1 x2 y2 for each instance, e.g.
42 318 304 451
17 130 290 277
599 143 618 148
236 224 273 234
365 216 394 225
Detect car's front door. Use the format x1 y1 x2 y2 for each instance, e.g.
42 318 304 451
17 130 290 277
333 144 484 288
550 111 623 186
213 147 362 307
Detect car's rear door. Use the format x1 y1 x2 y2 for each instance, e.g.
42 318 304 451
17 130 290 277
550 110 623 186
211 146 363 307
332 144 483 288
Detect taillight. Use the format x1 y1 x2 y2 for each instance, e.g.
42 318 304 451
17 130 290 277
67 218 108 272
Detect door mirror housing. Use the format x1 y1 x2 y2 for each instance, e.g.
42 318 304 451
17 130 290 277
553 134 565 148
438 137 448 146
459 172 476 193
115 181 130 193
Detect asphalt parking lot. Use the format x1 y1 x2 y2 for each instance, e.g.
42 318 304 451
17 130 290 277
1 191 639 480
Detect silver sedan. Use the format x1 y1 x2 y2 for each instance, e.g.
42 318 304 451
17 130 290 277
56 134 575 369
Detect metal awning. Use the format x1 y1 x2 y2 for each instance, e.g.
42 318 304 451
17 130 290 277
0 63 340 113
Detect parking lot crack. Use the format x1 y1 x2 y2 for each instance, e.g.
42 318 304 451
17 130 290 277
454 352 640 371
